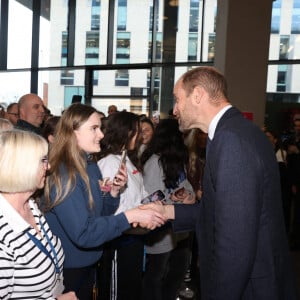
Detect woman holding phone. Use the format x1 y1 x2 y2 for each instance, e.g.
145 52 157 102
97 111 148 300
42 104 165 299
140 118 195 300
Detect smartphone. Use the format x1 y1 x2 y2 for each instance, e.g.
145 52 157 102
120 149 127 168
114 150 127 184
141 190 165 204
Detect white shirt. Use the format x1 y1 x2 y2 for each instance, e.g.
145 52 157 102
98 154 147 214
208 105 232 140
0 195 64 299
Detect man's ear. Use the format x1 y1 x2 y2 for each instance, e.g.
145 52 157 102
18 106 25 119
192 86 203 105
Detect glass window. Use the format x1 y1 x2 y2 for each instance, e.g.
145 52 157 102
64 86 85 107
189 0 200 32
267 64 300 93
176 0 217 63
188 33 198 61
7 0 33 68
208 33 215 61
116 32 130 63
117 0 127 31
75 0 107 66
200 0 217 62
292 0 300 33
39 69 85 115
86 31 99 62
40 0 68 68
115 70 129 86
61 31 68 66
0 72 31 104
60 71 74 85
92 97 149 116
277 66 287 92
279 35 290 59
91 0 101 30
271 0 281 34
148 32 162 61
149 1 159 31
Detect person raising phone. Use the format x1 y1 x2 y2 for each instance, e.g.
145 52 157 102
97 111 148 300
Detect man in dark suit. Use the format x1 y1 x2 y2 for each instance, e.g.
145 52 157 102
144 67 298 299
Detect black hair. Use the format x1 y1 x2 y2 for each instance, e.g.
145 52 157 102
42 116 60 142
98 111 140 169
140 118 188 189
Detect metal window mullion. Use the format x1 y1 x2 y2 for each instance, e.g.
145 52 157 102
31 0 41 93
0 0 8 70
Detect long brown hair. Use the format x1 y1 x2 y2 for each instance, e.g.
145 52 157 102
44 103 97 210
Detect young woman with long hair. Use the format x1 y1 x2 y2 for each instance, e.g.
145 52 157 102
42 104 165 299
140 118 195 300
97 111 148 300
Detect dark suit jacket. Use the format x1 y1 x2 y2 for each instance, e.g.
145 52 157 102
173 107 298 299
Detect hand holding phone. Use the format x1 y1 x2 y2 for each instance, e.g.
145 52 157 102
120 149 127 167
171 186 195 204
113 150 127 185
99 177 111 193
141 190 165 204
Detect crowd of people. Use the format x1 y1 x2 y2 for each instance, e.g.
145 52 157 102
0 67 299 300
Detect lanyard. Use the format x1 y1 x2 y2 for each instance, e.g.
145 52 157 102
26 219 60 274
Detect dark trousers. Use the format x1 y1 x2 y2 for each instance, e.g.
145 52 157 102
291 192 300 249
64 264 96 300
98 237 144 300
142 238 191 300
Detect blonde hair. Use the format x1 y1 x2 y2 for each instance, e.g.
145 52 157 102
0 118 13 132
0 130 48 192
44 103 97 210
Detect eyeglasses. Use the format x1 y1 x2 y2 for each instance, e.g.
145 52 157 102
41 156 49 168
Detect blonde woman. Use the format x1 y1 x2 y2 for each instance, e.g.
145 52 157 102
0 130 76 300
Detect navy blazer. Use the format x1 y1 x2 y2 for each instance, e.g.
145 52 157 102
173 107 298 299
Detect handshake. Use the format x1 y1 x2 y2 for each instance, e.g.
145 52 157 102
124 201 174 232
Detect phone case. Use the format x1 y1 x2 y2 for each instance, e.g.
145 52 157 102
141 190 165 204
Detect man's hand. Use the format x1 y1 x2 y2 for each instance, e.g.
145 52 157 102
139 202 175 220
170 190 196 204
124 205 167 230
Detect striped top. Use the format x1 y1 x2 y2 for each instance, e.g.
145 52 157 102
0 194 64 299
